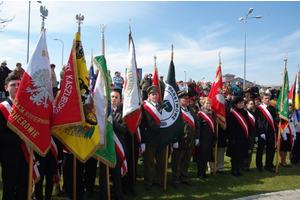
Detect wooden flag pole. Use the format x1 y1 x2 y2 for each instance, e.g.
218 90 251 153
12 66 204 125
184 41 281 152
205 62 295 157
73 155 77 200
106 166 111 200
132 134 136 197
276 121 282 173
213 122 219 176
163 146 169 190
27 148 33 200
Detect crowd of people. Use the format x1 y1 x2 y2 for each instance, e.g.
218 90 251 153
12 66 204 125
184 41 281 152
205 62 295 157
0 61 300 200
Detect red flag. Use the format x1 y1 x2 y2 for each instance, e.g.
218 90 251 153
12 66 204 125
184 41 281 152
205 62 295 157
7 29 52 156
152 64 162 103
208 62 226 129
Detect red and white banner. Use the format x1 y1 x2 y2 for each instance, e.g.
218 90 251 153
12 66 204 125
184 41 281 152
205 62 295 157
182 108 195 130
123 34 142 134
208 62 226 130
143 100 161 124
7 29 52 156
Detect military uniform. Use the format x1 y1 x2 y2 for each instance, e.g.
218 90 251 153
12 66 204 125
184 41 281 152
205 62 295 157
171 91 200 187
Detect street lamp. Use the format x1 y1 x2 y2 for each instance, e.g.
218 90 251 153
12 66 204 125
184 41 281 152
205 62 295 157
184 71 186 82
53 38 64 66
27 1 42 63
239 7 261 89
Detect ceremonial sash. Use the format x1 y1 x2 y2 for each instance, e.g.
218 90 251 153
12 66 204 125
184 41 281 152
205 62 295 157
182 108 195 131
258 105 276 133
1 100 40 183
246 110 255 127
198 111 215 133
136 127 142 154
231 109 248 138
143 100 161 124
114 132 127 176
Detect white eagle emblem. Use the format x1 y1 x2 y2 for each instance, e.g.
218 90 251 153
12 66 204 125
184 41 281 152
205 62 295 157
27 69 53 108
215 88 225 104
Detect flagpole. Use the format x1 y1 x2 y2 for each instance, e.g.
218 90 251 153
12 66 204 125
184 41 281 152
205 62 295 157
27 148 33 200
163 146 168 190
100 22 111 200
213 123 219 176
276 54 288 173
132 134 136 196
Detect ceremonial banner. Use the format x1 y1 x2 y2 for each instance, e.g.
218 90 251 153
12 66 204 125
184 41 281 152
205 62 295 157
276 66 289 131
51 32 100 163
293 71 300 126
122 34 142 134
208 62 226 130
158 58 184 153
7 29 52 156
93 55 116 167
152 64 162 103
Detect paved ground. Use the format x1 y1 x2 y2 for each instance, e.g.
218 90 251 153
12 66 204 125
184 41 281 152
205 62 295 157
234 189 300 200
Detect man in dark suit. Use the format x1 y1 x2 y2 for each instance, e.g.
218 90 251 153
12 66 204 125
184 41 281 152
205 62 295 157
99 90 128 200
0 75 29 199
255 93 278 172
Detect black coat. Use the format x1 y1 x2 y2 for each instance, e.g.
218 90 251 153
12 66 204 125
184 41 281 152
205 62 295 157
226 108 252 160
255 105 278 144
0 99 25 165
113 103 128 154
193 112 216 162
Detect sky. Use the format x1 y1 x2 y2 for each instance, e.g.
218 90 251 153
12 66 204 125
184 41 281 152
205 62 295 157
0 1 300 87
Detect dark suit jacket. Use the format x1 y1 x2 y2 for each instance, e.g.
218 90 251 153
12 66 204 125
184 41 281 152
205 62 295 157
113 103 128 154
140 100 162 145
0 99 24 165
255 105 278 144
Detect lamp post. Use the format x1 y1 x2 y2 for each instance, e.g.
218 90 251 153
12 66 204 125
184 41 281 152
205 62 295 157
53 38 64 66
27 1 42 63
184 71 186 82
239 8 261 89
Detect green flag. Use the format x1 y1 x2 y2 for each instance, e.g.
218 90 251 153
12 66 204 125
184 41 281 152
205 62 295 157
276 66 289 132
92 55 116 167
157 58 184 153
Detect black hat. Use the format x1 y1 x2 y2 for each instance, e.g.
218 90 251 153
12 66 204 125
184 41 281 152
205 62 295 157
147 85 158 94
177 90 188 99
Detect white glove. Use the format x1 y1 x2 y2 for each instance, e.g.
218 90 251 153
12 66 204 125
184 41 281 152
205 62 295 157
260 134 266 140
282 135 287 141
173 142 179 149
141 143 146 152
195 139 199 146
255 137 258 142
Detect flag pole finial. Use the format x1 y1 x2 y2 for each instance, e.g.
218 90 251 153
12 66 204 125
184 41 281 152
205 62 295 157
154 55 157 66
284 53 288 62
99 23 106 39
76 13 84 33
129 19 131 35
171 44 174 61
218 51 221 63
298 64 300 72
99 23 106 55
39 5 48 31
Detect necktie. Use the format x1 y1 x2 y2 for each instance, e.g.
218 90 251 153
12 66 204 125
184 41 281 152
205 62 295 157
266 106 269 110
112 109 115 116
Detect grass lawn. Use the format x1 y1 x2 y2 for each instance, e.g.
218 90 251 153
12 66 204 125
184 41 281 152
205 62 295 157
1 148 299 199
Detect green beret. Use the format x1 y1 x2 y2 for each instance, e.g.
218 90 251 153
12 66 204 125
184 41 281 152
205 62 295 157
147 85 158 94
177 90 188 99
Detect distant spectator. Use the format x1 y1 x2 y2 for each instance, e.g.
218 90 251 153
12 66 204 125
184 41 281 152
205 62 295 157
250 83 259 99
159 76 165 99
12 62 24 79
233 81 242 97
140 73 151 100
226 82 233 94
259 86 265 97
243 83 251 100
270 86 278 100
51 64 58 98
187 78 196 97
202 81 211 96
113 71 124 98
0 60 12 99
178 81 188 92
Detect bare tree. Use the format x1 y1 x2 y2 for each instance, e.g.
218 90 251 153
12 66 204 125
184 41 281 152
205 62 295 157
0 1 15 31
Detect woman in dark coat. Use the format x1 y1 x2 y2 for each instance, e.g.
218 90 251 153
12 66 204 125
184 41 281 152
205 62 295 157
193 97 217 181
226 96 252 177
